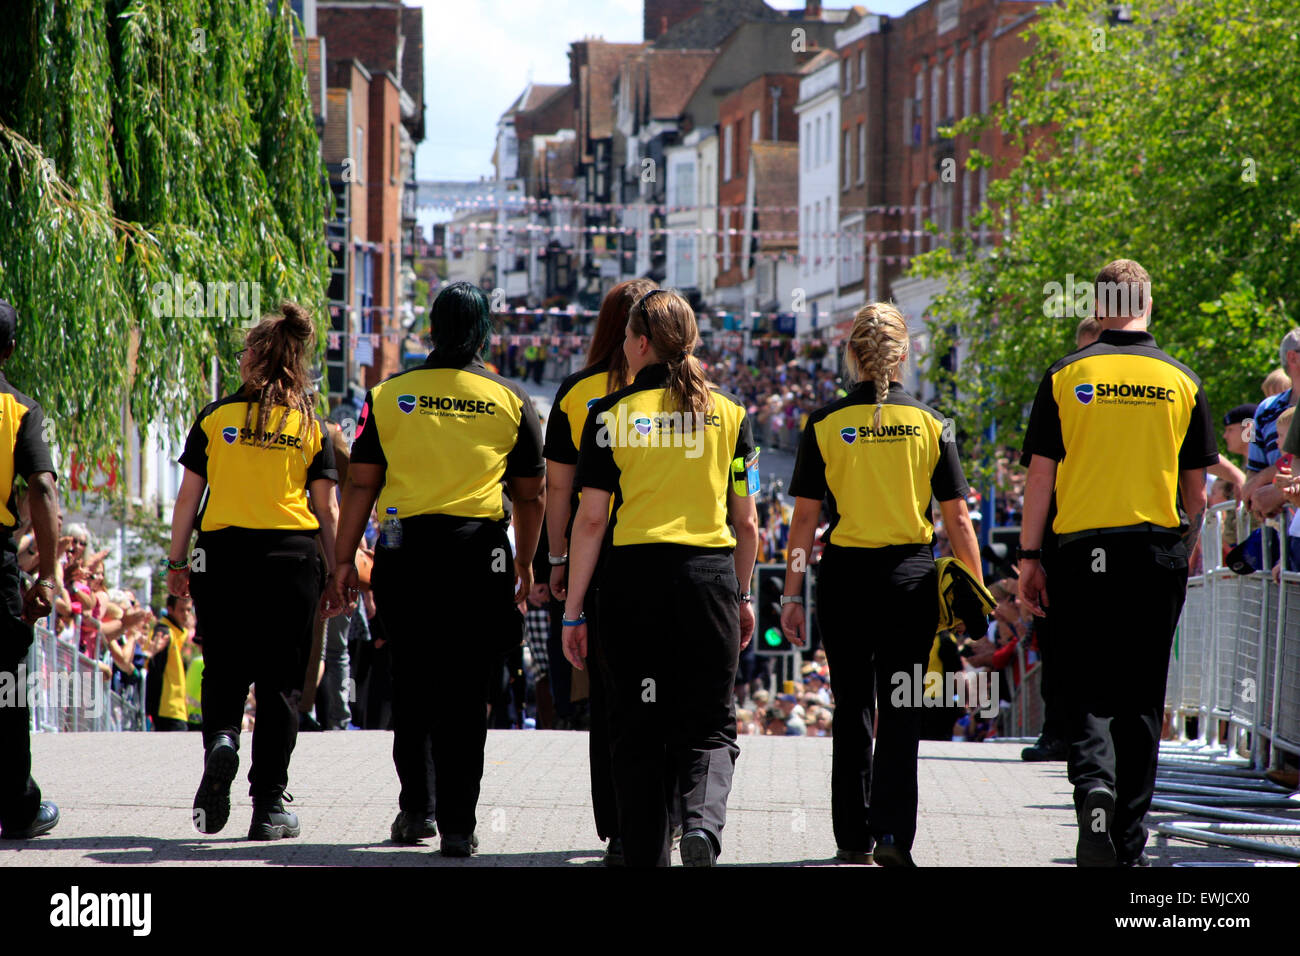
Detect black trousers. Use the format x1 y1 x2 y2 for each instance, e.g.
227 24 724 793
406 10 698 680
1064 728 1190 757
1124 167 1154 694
816 543 938 853
372 518 520 836
190 529 323 801
600 546 740 867
1051 532 1188 861
584 584 620 841
0 536 39 833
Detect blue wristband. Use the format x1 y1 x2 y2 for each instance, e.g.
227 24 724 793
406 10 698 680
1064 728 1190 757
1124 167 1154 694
562 614 586 627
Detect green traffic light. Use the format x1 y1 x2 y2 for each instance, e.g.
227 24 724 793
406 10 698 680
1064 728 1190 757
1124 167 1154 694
764 627 784 647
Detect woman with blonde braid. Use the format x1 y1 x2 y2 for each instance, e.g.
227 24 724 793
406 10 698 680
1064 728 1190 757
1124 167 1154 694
779 303 982 867
562 289 759 867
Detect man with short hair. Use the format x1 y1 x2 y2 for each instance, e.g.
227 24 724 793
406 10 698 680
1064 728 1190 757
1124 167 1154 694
0 300 62 840
1242 330 1300 518
1019 260 1215 866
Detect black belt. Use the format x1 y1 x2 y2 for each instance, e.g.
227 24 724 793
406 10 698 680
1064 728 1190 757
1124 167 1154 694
1057 522 1179 547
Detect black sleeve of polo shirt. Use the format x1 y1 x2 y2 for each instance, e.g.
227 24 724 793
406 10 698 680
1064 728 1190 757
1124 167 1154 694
733 406 755 462
1179 385 1221 470
14 403 54 479
788 418 827 501
1284 414 1300 457
574 400 618 493
542 378 577 464
178 404 214 478
931 427 970 502
307 417 339 484
1022 369 1065 462
505 388 545 480
348 391 386 468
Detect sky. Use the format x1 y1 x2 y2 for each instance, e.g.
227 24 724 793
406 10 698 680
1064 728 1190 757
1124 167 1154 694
410 0 923 184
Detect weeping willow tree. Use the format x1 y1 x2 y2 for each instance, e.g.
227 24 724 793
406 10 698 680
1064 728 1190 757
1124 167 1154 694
0 0 331 474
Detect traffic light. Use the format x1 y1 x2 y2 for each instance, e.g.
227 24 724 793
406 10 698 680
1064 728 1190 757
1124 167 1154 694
754 563 791 655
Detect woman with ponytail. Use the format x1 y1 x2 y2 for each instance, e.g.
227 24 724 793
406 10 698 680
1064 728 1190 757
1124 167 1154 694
543 278 655 864
779 302 982 867
168 302 342 841
561 289 760 867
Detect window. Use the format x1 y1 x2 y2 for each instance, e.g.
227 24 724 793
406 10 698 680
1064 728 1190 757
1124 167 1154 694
814 116 822 166
903 98 913 148
823 195 831 262
980 41 990 113
947 55 956 125
844 56 852 93
723 123 733 181
914 70 925 146
803 204 810 276
858 48 866 89
963 45 973 117
840 220 863 286
913 185 923 255
354 126 364 183
824 115 831 166
390 124 397 181
722 208 731 271
752 108 761 142
675 236 697 288
804 121 811 170
978 166 988 244
674 162 695 208
843 129 851 189
857 123 865 184
813 201 821 267
931 62 941 137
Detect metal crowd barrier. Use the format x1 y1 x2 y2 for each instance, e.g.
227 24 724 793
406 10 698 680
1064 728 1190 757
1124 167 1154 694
24 618 148 733
1002 641 1044 739
1154 500 1300 861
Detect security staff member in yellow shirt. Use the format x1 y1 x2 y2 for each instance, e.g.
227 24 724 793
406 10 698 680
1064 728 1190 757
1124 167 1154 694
168 303 341 841
148 595 192 731
779 302 982 868
0 299 63 840
563 289 759 868
545 277 655 861
1019 259 1216 867
329 281 545 858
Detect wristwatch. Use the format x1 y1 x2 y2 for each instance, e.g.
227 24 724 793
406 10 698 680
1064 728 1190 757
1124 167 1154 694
738 590 752 602
548 553 568 566
37 577 55 590
780 595 804 606
1016 547 1042 561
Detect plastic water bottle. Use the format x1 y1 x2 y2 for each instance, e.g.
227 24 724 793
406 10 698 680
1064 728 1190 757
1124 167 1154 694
380 507 402 549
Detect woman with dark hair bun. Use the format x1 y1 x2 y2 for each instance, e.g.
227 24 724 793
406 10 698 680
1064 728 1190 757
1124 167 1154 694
328 281 546 857
544 277 655 865
168 301 342 841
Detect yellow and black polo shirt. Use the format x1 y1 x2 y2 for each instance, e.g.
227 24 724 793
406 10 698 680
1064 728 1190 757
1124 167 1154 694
789 381 968 548
350 353 544 522
180 395 337 532
575 362 754 549
1021 329 1218 535
0 372 55 531
544 360 611 466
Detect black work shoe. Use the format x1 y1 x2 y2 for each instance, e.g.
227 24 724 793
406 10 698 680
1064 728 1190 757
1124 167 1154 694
604 837 625 867
193 734 238 835
873 835 916 867
440 832 479 857
1119 853 1151 867
1076 786 1118 867
390 812 437 844
1021 736 1068 762
835 848 874 864
248 792 300 841
0 801 59 840
679 828 717 867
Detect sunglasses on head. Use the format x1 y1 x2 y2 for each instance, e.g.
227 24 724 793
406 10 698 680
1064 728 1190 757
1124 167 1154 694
634 290 673 343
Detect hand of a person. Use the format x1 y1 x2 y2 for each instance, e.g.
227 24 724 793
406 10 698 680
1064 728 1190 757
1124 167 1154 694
22 579 54 624
328 563 359 617
1249 483 1286 519
549 562 568 601
739 598 755 650
1019 560 1048 616
513 558 532 605
562 619 587 671
166 567 190 598
529 581 550 607
780 603 806 647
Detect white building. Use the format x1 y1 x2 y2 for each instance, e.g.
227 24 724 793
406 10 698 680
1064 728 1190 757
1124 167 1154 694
664 128 718 298
794 51 840 338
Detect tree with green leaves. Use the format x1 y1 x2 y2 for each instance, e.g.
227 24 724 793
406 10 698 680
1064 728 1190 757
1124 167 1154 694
913 0 1298 487
0 0 330 476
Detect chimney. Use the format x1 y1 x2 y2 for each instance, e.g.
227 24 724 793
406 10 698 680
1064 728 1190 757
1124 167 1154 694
806 0 822 19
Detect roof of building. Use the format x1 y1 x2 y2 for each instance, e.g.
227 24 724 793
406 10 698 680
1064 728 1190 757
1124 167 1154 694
625 49 719 121
652 0 785 49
